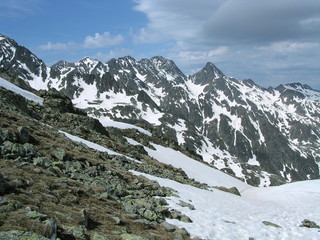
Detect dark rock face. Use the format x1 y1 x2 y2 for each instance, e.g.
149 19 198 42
0 34 47 83
1 33 320 186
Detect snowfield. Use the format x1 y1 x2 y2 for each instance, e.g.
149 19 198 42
132 171 320 240
132 142 320 240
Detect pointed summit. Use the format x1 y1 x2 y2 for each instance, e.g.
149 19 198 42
192 62 224 85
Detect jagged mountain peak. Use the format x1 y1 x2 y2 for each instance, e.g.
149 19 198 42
150 56 173 65
150 56 183 72
0 33 17 45
0 33 48 86
202 62 224 76
79 56 100 64
51 60 72 68
191 62 225 85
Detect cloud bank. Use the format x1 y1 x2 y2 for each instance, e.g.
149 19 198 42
133 0 320 88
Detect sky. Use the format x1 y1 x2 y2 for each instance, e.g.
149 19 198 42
1 0 320 90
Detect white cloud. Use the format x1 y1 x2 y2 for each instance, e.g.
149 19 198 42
133 0 320 89
83 32 124 48
134 0 320 45
208 47 229 57
39 32 124 51
172 46 228 63
39 41 77 51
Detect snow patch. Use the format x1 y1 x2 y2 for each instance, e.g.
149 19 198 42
248 155 260 166
0 77 44 105
60 130 140 163
143 142 249 191
97 116 152 136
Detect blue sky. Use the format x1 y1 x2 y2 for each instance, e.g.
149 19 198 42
1 0 320 89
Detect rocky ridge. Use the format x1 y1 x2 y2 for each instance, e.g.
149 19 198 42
1 73 214 239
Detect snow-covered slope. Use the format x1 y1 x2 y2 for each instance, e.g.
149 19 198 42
131 143 320 239
135 171 320 240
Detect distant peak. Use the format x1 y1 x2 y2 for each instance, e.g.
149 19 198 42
242 79 259 88
190 62 225 85
194 62 224 77
150 56 173 64
151 56 166 61
119 56 136 62
51 60 72 68
79 57 100 64
203 62 224 75
285 82 314 91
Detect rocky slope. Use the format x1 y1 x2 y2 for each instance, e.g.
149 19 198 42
1 73 210 239
1 33 320 187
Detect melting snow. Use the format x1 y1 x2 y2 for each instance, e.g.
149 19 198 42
0 77 43 105
60 130 140 163
97 116 152 136
143 142 248 191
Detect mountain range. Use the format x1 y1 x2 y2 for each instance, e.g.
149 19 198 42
1 33 319 187
1 33 320 240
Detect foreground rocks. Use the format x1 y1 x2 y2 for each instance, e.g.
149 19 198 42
0 87 195 239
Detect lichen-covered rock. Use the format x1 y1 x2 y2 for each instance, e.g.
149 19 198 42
120 233 149 240
52 148 67 161
26 210 48 221
93 232 109 240
160 221 176 232
33 157 52 167
63 225 87 240
43 218 57 240
79 209 89 228
1 141 37 160
178 200 195 210
168 210 192 223
215 186 241 196
262 221 282 228
0 230 49 240
299 219 320 228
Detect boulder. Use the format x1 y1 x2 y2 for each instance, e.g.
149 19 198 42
299 219 320 228
0 173 9 194
63 225 87 240
93 232 109 240
52 148 67 161
17 126 30 144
